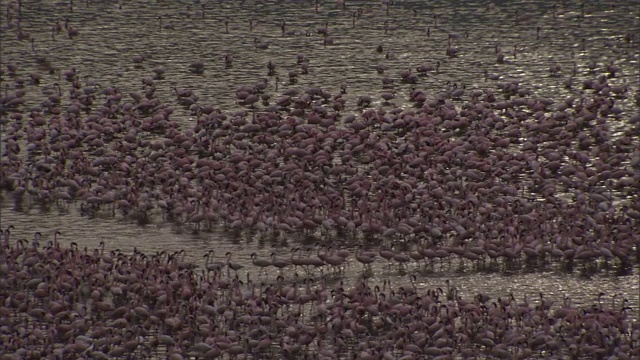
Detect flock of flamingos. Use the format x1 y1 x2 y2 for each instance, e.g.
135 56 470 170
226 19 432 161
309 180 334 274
1 0 640 359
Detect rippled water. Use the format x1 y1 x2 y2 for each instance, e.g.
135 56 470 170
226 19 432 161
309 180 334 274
2 0 640 316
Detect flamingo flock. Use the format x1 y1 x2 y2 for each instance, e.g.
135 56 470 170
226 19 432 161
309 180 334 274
1 0 639 358
1 49 638 275
1 228 639 359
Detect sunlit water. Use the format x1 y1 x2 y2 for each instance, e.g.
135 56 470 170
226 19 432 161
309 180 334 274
1 0 640 321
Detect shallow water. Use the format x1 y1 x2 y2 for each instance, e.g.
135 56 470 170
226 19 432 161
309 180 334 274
1 0 640 321
3 0 638 113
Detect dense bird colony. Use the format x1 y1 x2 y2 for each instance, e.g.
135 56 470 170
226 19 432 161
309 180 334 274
0 232 639 359
1 0 639 359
